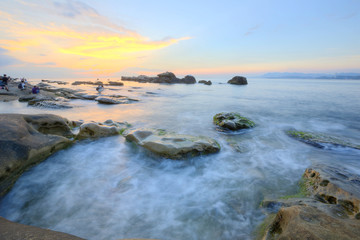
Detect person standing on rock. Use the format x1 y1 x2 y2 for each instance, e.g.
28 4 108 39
0 74 9 91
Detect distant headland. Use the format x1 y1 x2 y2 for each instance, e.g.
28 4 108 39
262 72 360 80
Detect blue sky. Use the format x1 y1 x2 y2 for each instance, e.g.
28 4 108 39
0 0 359 78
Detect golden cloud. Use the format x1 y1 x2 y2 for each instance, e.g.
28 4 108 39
0 9 190 76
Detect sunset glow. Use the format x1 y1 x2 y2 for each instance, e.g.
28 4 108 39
0 0 359 78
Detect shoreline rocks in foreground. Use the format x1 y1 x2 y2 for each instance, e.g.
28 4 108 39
213 112 255 131
259 164 360 239
125 128 220 159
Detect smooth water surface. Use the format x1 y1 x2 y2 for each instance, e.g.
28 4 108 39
1 78 359 239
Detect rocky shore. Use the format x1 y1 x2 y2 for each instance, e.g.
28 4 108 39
1 76 359 240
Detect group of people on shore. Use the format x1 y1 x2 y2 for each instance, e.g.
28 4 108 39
1 74 40 94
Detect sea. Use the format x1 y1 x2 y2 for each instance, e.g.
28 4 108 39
0 77 359 240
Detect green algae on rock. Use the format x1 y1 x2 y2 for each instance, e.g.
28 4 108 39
286 130 360 150
213 112 255 131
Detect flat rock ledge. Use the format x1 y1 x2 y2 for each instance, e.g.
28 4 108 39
125 129 220 159
213 112 255 131
258 164 360 240
286 130 360 150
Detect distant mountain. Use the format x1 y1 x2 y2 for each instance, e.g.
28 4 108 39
262 72 360 80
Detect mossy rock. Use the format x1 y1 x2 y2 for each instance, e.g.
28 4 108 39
286 130 360 150
213 112 255 131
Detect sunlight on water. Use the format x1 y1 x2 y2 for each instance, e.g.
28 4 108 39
1 78 360 239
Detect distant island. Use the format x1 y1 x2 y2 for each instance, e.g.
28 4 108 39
262 72 360 80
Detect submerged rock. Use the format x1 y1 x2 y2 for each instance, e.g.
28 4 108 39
125 129 220 159
286 130 360 150
106 81 124 86
227 76 248 85
28 96 73 109
0 114 72 197
213 112 255 131
259 165 360 240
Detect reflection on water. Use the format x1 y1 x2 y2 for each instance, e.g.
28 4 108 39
0 78 360 239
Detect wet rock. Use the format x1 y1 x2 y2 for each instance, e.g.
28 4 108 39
0 114 72 197
259 165 360 240
199 80 212 85
28 96 73 109
125 128 220 159
76 121 126 139
0 217 85 240
227 76 248 85
42 79 68 85
262 205 360 240
286 130 360 150
95 96 130 104
213 112 255 131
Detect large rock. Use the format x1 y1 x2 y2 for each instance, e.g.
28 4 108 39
157 71 177 83
259 165 360 240
76 122 127 139
0 114 72 197
125 129 220 159
286 130 360 150
181 75 196 84
227 76 248 85
0 217 84 240
213 112 255 131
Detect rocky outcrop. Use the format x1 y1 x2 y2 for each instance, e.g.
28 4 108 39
286 130 360 150
198 80 212 85
0 217 85 240
77 121 128 139
42 79 68 85
259 164 360 240
95 96 138 104
0 114 72 197
125 129 220 159
72 81 103 86
227 76 248 85
121 72 196 84
27 96 73 109
213 112 255 131
106 81 124 86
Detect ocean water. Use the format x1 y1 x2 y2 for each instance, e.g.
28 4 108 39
0 78 359 239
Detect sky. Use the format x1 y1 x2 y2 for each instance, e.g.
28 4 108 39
0 0 359 79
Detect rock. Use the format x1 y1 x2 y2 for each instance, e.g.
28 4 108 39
181 75 196 84
125 129 220 159
76 122 126 139
286 130 360 150
199 80 212 85
106 81 124 86
303 165 360 214
213 112 255 130
0 217 85 240
42 79 68 85
0 114 72 197
227 76 248 85
262 205 360 240
28 96 73 109
122 72 196 84
259 165 360 240
72 81 103 86
95 97 131 104
18 95 36 102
